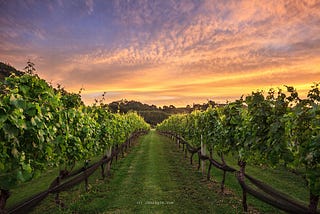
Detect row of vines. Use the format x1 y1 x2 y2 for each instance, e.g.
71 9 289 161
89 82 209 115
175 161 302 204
0 73 150 211
157 84 320 213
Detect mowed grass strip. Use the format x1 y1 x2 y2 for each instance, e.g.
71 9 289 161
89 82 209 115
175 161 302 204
31 130 246 213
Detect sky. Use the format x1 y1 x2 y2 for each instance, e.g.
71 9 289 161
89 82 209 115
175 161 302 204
1 0 320 107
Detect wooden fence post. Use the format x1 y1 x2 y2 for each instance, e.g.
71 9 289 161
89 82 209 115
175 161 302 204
106 147 112 177
201 134 206 176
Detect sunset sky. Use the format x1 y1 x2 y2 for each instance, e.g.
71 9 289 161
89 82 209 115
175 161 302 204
1 0 319 107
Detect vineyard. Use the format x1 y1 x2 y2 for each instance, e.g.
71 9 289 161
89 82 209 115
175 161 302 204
0 71 319 213
0 73 150 213
156 85 320 213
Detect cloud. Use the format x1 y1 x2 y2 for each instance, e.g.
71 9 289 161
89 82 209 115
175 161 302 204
1 0 320 106
46 0 320 105
85 0 94 15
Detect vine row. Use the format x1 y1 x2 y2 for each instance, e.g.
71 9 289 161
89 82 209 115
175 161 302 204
156 84 320 213
0 73 150 212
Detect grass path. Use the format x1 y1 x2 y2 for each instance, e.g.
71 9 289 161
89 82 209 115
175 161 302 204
32 130 246 213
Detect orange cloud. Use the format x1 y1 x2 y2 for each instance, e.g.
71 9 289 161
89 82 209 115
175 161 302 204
1 0 319 107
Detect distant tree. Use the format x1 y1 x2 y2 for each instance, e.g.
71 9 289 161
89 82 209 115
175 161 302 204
24 60 36 75
108 100 161 113
186 104 192 113
193 103 201 110
138 110 170 127
0 62 24 80
207 100 216 108
163 105 169 111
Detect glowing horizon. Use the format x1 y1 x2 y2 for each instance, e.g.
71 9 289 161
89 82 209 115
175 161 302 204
1 0 319 107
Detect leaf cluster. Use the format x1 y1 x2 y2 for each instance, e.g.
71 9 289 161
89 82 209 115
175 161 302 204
0 74 150 189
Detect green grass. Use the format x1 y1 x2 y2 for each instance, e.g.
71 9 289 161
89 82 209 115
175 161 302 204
7 131 316 213
29 130 246 213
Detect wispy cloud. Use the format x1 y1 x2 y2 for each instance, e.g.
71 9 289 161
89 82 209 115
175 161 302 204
1 0 319 106
85 0 94 15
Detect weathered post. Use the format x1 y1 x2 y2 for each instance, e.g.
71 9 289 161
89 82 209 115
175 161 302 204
201 134 206 176
106 147 112 177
